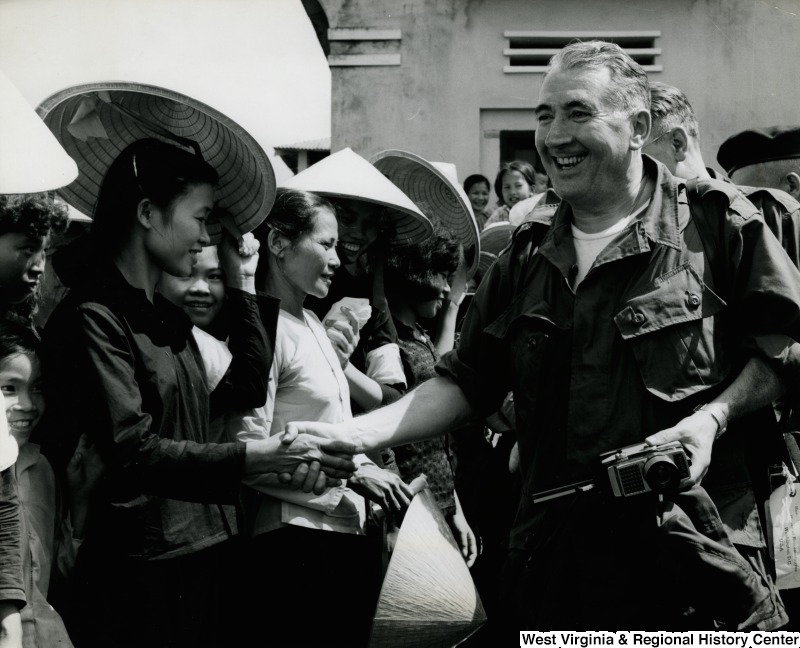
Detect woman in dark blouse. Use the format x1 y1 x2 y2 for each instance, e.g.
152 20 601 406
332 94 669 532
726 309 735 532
39 139 356 648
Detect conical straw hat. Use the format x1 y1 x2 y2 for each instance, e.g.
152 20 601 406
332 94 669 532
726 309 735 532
37 82 275 242
475 251 498 284
368 488 487 648
0 68 78 193
371 150 480 279
480 222 516 257
281 148 432 247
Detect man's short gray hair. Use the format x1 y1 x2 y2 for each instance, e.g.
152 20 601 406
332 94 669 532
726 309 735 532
546 40 650 115
649 82 700 141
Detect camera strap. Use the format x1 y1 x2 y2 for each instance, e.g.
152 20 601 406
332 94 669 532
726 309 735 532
531 479 596 504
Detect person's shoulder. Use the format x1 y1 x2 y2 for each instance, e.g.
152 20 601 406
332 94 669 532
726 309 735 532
508 193 545 225
687 176 761 223
44 282 121 336
736 185 800 214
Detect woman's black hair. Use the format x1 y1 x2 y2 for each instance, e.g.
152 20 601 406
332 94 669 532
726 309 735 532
493 160 536 206
91 138 218 256
252 187 337 288
463 174 490 194
0 193 68 239
0 319 40 366
384 225 463 303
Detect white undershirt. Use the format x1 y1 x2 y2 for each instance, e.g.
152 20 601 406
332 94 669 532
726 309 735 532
571 201 650 288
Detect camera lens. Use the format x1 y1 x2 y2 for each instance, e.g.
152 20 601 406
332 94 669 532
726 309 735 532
643 453 680 492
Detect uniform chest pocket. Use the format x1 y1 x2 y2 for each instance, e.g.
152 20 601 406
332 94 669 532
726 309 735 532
614 264 730 402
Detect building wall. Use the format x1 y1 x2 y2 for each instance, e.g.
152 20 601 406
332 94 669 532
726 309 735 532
322 0 800 185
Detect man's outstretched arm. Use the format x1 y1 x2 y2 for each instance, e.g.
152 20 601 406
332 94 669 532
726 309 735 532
280 377 475 488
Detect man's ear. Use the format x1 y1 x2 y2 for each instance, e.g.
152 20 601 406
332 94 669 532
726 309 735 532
671 127 689 163
136 199 155 231
630 109 651 150
267 229 288 258
785 172 800 201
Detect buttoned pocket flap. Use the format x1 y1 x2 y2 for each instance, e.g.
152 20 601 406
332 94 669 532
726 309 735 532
614 264 726 339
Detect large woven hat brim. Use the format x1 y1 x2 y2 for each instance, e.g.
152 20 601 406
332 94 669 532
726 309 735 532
368 489 486 648
281 148 432 247
371 150 480 279
480 222 516 257
37 82 276 243
0 68 78 193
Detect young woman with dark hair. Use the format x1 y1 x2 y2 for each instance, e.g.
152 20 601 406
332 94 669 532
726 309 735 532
38 140 356 648
484 160 538 227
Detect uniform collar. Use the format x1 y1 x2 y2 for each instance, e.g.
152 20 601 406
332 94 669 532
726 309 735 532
542 155 684 270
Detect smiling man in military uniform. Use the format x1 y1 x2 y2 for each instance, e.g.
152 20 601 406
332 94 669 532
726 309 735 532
286 41 800 630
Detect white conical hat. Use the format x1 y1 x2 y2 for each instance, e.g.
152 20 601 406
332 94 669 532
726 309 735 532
37 82 276 243
368 488 487 648
281 148 432 247
0 68 78 193
371 150 480 278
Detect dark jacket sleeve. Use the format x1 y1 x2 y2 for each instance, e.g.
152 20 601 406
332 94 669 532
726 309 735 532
44 304 246 504
718 192 800 385
210 289 278 417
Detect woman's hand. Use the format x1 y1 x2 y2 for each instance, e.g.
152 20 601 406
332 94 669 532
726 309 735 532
446 260 468 309
325 307 360 368
219 232 260 293
348 463 413 516
66 434 106 497
447 496 478 567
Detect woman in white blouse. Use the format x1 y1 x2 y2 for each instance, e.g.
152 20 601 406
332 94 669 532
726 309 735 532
241 188 412 647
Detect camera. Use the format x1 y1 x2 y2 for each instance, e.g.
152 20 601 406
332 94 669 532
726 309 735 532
600 441 691 497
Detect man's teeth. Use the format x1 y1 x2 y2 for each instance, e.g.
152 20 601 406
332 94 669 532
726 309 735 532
555 155 586 168
340 242 361 252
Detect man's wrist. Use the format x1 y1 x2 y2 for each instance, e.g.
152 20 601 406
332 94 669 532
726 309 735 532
693 403 728 439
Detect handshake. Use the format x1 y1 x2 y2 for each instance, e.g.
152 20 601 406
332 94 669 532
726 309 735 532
242 421 361 495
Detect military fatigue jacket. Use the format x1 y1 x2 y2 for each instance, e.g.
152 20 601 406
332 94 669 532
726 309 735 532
438 158 800 551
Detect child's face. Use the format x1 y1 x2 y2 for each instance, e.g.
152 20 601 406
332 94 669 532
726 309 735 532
0 232 49 305
414 272 451 320
0 352 44 447
501 170 534 207
467 182 490 214
160 246 226 330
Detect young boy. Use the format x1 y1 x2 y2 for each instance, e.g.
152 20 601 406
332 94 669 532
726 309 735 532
0 194 68 325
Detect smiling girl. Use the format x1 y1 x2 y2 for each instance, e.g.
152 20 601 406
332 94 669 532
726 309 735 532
484 160 537 227
39 140 354 648
0 320 76 647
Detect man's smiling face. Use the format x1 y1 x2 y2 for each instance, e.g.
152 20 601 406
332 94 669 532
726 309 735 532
535 66 639 209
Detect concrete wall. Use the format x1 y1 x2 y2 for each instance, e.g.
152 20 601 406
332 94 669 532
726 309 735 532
322 0 800 184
